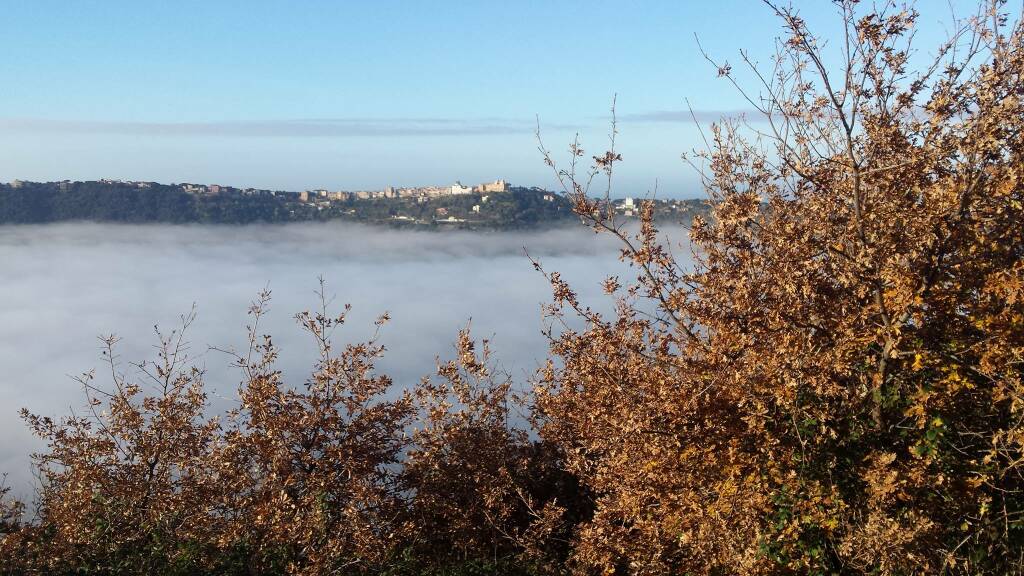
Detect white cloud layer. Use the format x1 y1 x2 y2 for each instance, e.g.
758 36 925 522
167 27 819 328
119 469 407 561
0 221 694 496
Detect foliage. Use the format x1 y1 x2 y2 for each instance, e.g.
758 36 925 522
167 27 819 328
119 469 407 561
534 0 1024 573
402 328 586 574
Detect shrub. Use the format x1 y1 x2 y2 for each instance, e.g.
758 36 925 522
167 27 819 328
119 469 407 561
534 1 1024 573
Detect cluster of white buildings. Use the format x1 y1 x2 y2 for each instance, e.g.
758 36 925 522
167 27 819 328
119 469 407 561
182 183 218 194
298 179 511 203
9 178 516 207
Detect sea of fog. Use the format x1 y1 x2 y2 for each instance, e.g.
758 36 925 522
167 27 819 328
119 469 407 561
0 221 690 493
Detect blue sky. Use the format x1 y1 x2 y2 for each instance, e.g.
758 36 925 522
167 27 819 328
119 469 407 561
0 1 978 196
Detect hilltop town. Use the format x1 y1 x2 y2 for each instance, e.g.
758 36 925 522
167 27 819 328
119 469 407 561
0 178 709 229
294 178 515 202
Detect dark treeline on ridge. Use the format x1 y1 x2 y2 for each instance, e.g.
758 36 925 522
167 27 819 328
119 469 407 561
2 1 1024 575
0 180 710 229
0 180 572 228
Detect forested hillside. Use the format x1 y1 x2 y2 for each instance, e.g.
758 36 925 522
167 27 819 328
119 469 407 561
0 181 650 229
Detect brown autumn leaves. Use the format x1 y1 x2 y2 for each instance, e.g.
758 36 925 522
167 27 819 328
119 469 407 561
2 1 1024 574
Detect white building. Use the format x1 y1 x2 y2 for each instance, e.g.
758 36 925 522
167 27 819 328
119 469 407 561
450 181 473 195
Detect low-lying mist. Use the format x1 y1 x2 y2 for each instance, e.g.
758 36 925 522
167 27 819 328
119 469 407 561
0 221 690 493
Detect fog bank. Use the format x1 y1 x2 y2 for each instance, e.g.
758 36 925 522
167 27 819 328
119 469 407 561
0 221 691 493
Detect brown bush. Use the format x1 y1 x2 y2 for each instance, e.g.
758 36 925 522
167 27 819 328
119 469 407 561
206 285 416 574
402 327 586 574
534 0 1024 573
